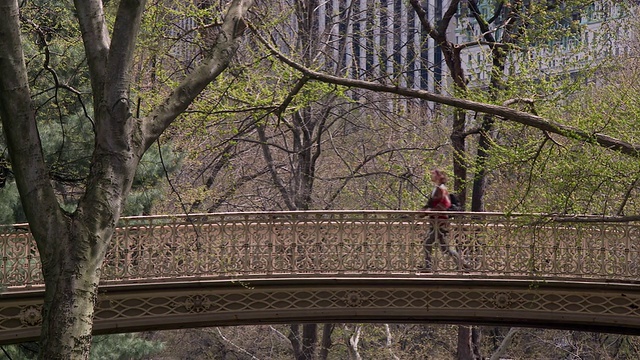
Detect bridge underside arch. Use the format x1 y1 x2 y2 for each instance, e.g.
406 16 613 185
3 277 640 345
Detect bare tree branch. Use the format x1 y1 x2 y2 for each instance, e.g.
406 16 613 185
269 325 292 344
344 325 362 360
216 328 261 360
618 176 640 216
384 324 401 360
257 123 296 210
489 328 519 360
143 0 254 147
322 146 443 210
253 29 640 158
552 214 640 223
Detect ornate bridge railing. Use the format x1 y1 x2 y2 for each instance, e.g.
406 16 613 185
2 211 640 288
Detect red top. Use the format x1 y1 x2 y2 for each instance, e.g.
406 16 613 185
425 184 451 219
428 184 451 210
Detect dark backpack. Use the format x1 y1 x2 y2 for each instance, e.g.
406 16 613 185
448 193 462 211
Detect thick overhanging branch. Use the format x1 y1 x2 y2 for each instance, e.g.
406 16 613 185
253 29 640 159
106 0 146 105
143 0 254 148
0 1 64 243
73 0 110 94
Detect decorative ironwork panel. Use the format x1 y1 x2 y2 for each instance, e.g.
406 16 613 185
0 228 41 287
2 211 640 289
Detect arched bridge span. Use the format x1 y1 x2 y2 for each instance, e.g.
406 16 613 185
1 211 640 344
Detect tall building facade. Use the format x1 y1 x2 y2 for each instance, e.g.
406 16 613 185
456 1 633 84
169 1 632 102
306 0 631 96
309 0 453 95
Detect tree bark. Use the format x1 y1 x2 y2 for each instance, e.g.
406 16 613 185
457 326 474 360
289 324 319 360
472 327 482 359
289 324 303 359
319 324 334 360
265 4 332 356
302 323 318 360
412 2 474 357
39 224 104 358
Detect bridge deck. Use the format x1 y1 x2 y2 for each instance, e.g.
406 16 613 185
1 211 639 344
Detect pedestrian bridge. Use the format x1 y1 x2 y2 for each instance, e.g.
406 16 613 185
1 211 640 344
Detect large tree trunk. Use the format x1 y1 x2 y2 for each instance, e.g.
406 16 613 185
302 323 318 360
457 326 483 360
319 324 334 360
33 1 145 355
289 324 303 359
268 4 327 351
0 0 253 358
289 324 318 360
451 108 468 205
469 1 513 212
457 326 474 360
33 103 141 358
39 225 106 357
